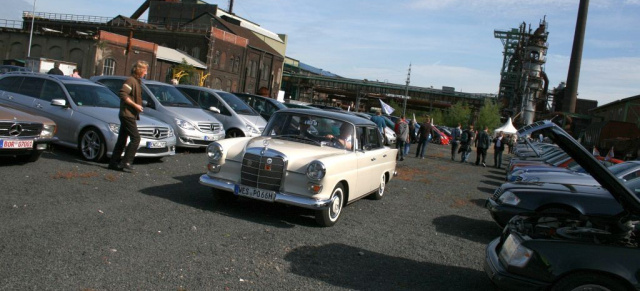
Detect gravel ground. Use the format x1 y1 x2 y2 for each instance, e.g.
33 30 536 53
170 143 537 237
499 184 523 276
0 142 506 290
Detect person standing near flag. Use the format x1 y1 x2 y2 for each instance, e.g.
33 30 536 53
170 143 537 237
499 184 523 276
394 115 409 161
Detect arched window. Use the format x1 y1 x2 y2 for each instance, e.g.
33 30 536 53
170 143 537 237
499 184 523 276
220 52 227 70
263 65 270 81
103 58 116 75
233 57 240 73
251 61 257 78
229 55 234 72
214 51 220 66
49 46 63 60
213 77 222 89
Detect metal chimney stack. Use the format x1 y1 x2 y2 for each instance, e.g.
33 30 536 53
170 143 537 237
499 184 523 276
565 0 590 113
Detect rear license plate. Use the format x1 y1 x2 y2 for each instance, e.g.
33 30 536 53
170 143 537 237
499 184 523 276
235 185 276 202
146 141 166 148
0 139 33 149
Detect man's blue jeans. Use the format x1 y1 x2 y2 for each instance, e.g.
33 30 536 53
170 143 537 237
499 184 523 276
416 138 430 158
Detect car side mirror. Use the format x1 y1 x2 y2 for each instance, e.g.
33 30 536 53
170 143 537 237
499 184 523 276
142 100 148 107
209 106 221 114
51 99 66 107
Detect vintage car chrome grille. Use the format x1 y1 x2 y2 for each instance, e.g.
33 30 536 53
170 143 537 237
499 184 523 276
138 126 171 140
0 121 42 137
492 187 503 200
197 122 222 133
240 152 285 191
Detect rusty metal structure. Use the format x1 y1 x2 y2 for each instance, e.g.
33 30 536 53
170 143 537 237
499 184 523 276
494 18 550 125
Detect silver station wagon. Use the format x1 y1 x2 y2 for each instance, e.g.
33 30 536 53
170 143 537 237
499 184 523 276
92 76 225 148
0 73 176 161
199 109 398 226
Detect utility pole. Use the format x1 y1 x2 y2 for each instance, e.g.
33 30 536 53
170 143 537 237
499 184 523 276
27 0 36 58
402 63 411 116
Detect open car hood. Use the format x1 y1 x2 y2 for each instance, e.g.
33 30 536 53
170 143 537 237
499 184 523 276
518 120 640 215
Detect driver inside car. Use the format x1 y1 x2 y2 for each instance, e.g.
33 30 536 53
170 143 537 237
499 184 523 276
325 122 353 150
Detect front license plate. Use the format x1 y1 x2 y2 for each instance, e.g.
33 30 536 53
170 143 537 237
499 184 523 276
235 185 276 202
204 135 218 141
0 139 33 149
146 141 166 148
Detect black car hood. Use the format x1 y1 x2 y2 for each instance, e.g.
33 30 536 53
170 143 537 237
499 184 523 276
518 121 640 215
502 182 606 196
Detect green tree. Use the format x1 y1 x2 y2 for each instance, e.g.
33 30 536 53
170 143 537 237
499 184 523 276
444 102 472 127
387 99 402 116
430 109 444 125
172 59 198 85
476 98 501 131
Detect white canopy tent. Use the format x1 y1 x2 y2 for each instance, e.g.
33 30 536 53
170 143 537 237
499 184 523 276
493 117 518 135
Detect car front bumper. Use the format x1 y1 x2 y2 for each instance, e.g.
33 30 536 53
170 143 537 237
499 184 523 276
0 137 57 156
177 131 225 148
484 238 547 291
199 174 332 210
485 198 526 227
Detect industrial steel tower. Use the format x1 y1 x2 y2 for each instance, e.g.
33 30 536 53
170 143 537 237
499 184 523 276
494 18 549 125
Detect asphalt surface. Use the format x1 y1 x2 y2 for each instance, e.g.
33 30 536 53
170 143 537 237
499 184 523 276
0 142 506 290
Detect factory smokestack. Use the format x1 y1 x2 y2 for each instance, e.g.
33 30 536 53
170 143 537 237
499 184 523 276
565 0 589 113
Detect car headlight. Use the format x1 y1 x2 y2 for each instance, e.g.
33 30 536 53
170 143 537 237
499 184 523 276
175 118 196 130
498 191 520 206
108 123 120 135
40 124 56 138
499 234 533 268
167 127 174 138
306 161 326 181
207 142 223 162
246 124 260 134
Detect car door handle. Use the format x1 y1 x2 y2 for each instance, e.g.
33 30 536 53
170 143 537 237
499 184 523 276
36 103 43 108
383 154 387 158
8 95 13 100
371 157 376 161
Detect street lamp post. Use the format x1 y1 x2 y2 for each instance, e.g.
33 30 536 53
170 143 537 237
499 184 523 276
402 63 411 116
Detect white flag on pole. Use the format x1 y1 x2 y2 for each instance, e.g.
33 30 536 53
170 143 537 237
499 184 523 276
379 99 394 115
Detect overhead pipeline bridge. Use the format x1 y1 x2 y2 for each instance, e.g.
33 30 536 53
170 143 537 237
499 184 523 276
281 66 493 113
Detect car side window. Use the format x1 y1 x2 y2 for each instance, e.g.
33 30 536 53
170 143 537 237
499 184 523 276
264 101 277 116
364 127 382 150
355 127 365 151
622 171 639 182
16 77 45 98
97 79 123 95
40 80 66 102
0 76 23 92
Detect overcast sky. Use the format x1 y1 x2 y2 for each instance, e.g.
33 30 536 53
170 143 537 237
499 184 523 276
3 0 639 106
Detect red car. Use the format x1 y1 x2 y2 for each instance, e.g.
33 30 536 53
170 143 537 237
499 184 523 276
431 126 450 145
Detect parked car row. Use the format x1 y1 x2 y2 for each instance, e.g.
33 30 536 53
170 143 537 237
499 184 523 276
484 120 640 290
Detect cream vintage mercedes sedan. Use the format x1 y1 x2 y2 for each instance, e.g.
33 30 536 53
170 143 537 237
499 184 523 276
199 108 398 226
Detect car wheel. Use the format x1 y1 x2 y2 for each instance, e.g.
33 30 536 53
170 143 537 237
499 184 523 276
369 173 386 200
79 128 106 162
211 189 238 202
17 150 42 163
551 272 628 291
226 129 244 138
315 184 345 227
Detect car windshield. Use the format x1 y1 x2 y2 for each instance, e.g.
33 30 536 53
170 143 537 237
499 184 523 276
217 91 257 115
263 112 355 150
146 84 198 107
64 84 120 108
